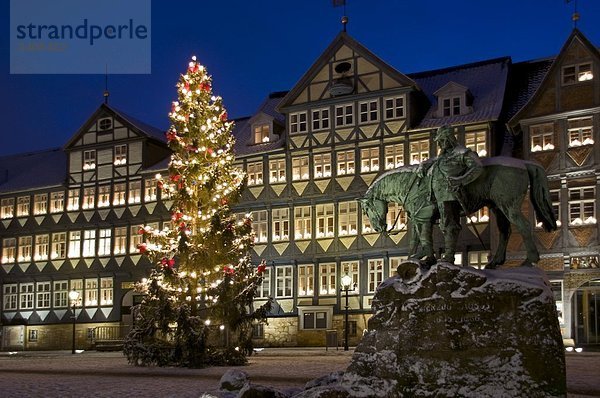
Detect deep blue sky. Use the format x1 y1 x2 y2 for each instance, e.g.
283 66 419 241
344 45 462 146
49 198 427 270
1 1 599 157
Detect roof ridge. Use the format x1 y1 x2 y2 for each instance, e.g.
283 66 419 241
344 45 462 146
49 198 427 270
0 147 62 160
408 56 511 78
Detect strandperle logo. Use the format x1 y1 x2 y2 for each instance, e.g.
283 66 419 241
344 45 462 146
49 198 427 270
10 0 151 74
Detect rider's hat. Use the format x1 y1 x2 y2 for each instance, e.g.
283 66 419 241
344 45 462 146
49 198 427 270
433 125 456 142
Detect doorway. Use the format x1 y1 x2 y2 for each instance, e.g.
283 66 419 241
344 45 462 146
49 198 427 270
573 279 600 345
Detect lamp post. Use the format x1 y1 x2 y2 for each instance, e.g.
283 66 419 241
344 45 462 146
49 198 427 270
340 274 354 351
69 290 80 354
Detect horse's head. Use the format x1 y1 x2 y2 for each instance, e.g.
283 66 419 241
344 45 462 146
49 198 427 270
358 196 388 233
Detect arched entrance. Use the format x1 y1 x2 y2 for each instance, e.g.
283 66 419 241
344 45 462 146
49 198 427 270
572 279 600 345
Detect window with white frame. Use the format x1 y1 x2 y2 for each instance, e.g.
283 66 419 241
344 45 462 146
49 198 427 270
316 203 334 238
294 206 312 240
568 186 596 225
385 143 404 169
82 187 95 209
113 183 126 206
530 123 555 152
338 201 358 236
144 178 157 202
387 203 408 232
247 161 264 186
335 104 354 127
1 198 14 219
568 117 594 147
98 228 111 256
33 194 47 215
51 232 66 259
290 112 307 134
275 266 293 297
53 280 69 308
312 108 330 131
298 264 314 296
410 139 430 165
67 189 80 211
368 258 384 293
562 63 593 85
384 96 405 120
98 185 110 208
442 97 461 117
113 227 127 255
319 262 336 295
18 236 32 263
359 100 379 123
50 191 64 213
341 260 359 291
129 181 142 204
34 234 49 261
68 231 81 258
362 211 374 234
389 256 408 278
272 208 289 242
20 283 34 310
468 251 490 269
70 279 83 307
269 159 286 184
466 207 490 224
314 153 332 179
292 156 310 181
83 150 96 170
114 144 127 165
16 196 30 217
301 308 330 330
82 230 96 257
360 148 379 173
129 226 143 253
465 131 487 157
336 150 355 176
253 124 270 144
251 210 268 243
2 238 16 264
36 282 51 309
3 284 18 310
85 278 98 306
258 266 271 299
100 277 113 306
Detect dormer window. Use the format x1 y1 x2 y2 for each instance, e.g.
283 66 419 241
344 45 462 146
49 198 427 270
434 82 472 118
83 150 96 170
563 63 593 85
253 124 270 144
443 97 461 117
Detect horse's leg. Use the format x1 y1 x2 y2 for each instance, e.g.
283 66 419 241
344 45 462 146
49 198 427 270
487 208 510 269
505 204 540 267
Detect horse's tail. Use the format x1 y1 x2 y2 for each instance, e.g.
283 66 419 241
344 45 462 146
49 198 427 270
526 162 557 232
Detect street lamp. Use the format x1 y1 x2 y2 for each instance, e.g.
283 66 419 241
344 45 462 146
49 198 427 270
69 290 80 354
340 274 354 351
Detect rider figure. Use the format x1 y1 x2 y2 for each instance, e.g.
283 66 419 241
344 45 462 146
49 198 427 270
418 125 483 263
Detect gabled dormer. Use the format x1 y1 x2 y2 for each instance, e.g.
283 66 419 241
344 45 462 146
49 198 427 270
248 111 284 145
434 81 473 118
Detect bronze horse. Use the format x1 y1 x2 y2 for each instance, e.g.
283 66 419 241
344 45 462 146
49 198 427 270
358 157 557 268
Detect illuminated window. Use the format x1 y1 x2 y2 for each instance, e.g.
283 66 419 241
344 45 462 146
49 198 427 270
67 189 80 211
68 231 81 258
292 156 310 181
384 96 405 120
468 251 490 269
361 148 379 173
386 203 408 231
465 131 487 157
253 124 270 144
144 178 157 202
3 284 18 310
335 104 354 127
275 265 293 297
568 186 596 225
563 63 593 85
314 153 332 179
16 196 30 217
83 150 96 170
113 183 126 206
53 281 69 308
34 234 49 261
294 206 312 240
98 228 111 256
337 150 355 176
443 97 461 116
98 185 111 208
129 181 142 204
20 283 34 310
33 194 47 215
247 162 263 186
568 117 594 147
530 123 555 152
114 144 127 166
271 208 289 242
359 100 379 123
100 278 113 306
269 159 286 183
298 264 314 296
290 112 307 134
18 236 32 263
467 207 490 224
258 267 271 299
312 108 330 131
389 256 408 278
316 203 334 238
319 262 337 295
2 238 16 264
341 260 359 291
82 187 95 210
85 278 98 306
368 259 384 293
252 210 268 243
69 280 83 307
338 201 358 236
410 140 429 165
113 227 127 255
50 191 64 213
1 198 14 219
362 211 374 234
36 282 51 309
51 232 66 260
82 230 96 257
385 143 404 169
129 225 143 253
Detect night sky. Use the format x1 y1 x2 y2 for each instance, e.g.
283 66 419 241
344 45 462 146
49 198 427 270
1 1 599 157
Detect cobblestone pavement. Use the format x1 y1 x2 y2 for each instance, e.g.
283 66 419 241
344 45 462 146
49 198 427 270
0 349 597 397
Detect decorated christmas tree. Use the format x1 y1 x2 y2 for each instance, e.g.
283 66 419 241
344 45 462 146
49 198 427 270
123 56 271 368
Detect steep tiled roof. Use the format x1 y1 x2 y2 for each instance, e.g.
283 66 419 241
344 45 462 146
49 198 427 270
109 105 167 143
409 57 511 129
0 148 66 193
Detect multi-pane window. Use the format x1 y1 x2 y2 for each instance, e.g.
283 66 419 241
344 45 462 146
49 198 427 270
85 279 98 306
335 104 354 127
252 210 268 243
568 186 596 225
20 283 34 309
68 231 81 258
389 256 408 278
294 206 312 240
292 156 310 181
385 143 404 169
465 131 487 157
290 112 307 134
70 279 83 306
82 230 96 257
269 159 286 184
568 117 594 147
442 97 461 116
83 150 96 170
144 178 158 202
258 267 271 299
130 226 143 253
272 208 289 242
34 234 49 261
316 204 335 238
562 63 593 85
67 189 80 211
468 251 490 269
360 148 379 173
387 203 408 231
3 284 18 310
100 278 113 306
314 153 332 179
362 211 374 234
467 207 490 224
2 238 16 264
114 144 127 165
51 232 66 260
312 108 330 131
50 191 64 213
338 201 358 236
17 236 32 262
368 258 384 293
253 124 270 143
129 181 142 204
98 185 111 207
82 187 95 209
275 266 293 297
410 140 430 165
319 263 336 296
359 100 379 123
53 281 69 308
98 228 112 256
336 150 356 176
530 123 555 152
298 264 314 296
384 96 405 119
114 227 127 255
33 194 48 215
113 183 126 206
1 198 14 219
302 310 328 330
247 162 264 186
341 260 359 291
36 282 51 309
16 196 30 217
